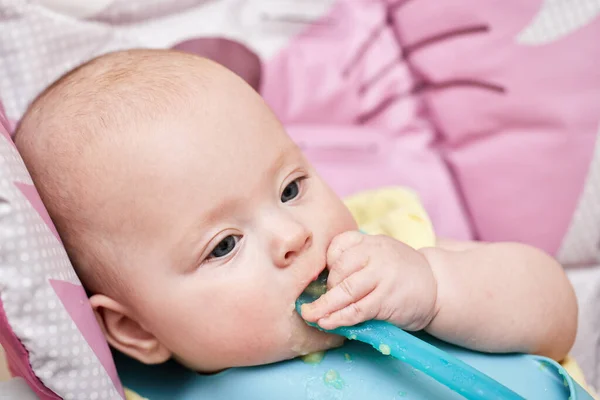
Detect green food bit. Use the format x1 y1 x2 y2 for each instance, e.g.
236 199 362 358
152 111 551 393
301 351 326 365
379 343 391 355
348 334 357 340
344 353 352 362
304 280 327 298
398 391 408 397
323 369 345 390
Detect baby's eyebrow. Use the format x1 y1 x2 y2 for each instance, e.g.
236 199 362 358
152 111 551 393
171 199 238 271
266 144 304 180
268 147 292 175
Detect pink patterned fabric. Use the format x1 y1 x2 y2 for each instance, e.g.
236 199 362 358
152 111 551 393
49 280 123 394
14 183 62 244
0 296 58 399
0 101 10 136
0 101 57 397
389 0 600 254
264 0 600 255
0 101 125 399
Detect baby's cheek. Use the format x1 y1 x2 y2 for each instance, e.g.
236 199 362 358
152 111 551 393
230 300 304 360
163 294 338 369
327 201 358 235
322 186 357 227
167 309 277 370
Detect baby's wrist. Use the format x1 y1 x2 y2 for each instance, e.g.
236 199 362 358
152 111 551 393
417 247 442 331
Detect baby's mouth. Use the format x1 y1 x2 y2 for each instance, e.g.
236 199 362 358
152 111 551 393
291 268 327 320
294 269 329 329
289 269 345 356
310 265 328 283
302 269 329 299
298 264 329 297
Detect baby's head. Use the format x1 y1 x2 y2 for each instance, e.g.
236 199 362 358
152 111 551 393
15 49 357 372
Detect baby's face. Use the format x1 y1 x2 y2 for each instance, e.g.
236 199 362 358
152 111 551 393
100 76 357 371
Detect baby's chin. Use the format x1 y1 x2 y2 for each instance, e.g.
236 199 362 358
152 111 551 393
287 314 345 358
177 316 344 373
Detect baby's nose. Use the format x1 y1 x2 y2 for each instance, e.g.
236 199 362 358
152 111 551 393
272 221 312 268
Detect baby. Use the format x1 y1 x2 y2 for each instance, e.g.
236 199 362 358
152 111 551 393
14 49 577 374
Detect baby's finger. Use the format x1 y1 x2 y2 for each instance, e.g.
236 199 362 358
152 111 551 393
317 295 379 330
301 269 376 323
326 231 364 269
327 246 369 290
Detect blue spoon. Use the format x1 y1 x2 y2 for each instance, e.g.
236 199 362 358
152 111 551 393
296 271 524 400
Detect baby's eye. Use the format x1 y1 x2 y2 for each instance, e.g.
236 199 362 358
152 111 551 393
281 178 302 203
208 235 240 259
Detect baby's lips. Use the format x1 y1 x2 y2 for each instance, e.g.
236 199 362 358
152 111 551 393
310 264 329 284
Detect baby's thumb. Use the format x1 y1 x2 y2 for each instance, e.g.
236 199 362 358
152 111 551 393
326 231 364 268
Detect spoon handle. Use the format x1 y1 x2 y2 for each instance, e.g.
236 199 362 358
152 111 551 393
296 297 523 400
333 320 524 400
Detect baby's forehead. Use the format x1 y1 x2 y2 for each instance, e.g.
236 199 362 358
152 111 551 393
22 49 297 202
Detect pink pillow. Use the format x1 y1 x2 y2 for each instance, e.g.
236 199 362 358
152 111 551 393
390 0 600 256
0 101 125 399
263 0 600 260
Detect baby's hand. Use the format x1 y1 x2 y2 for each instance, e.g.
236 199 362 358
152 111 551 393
301 231 438 331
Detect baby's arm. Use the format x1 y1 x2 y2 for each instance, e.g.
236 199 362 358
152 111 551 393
422 239 577 360
302 233 578 361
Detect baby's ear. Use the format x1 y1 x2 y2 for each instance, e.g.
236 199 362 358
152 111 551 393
89 294 172 364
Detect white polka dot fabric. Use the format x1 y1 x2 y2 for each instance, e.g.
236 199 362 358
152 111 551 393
0 0 139 120
92 0 200 24
0 133 124 398
558 124 600 266
0 0 334 121
32 0 115 19
517 0 600 45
